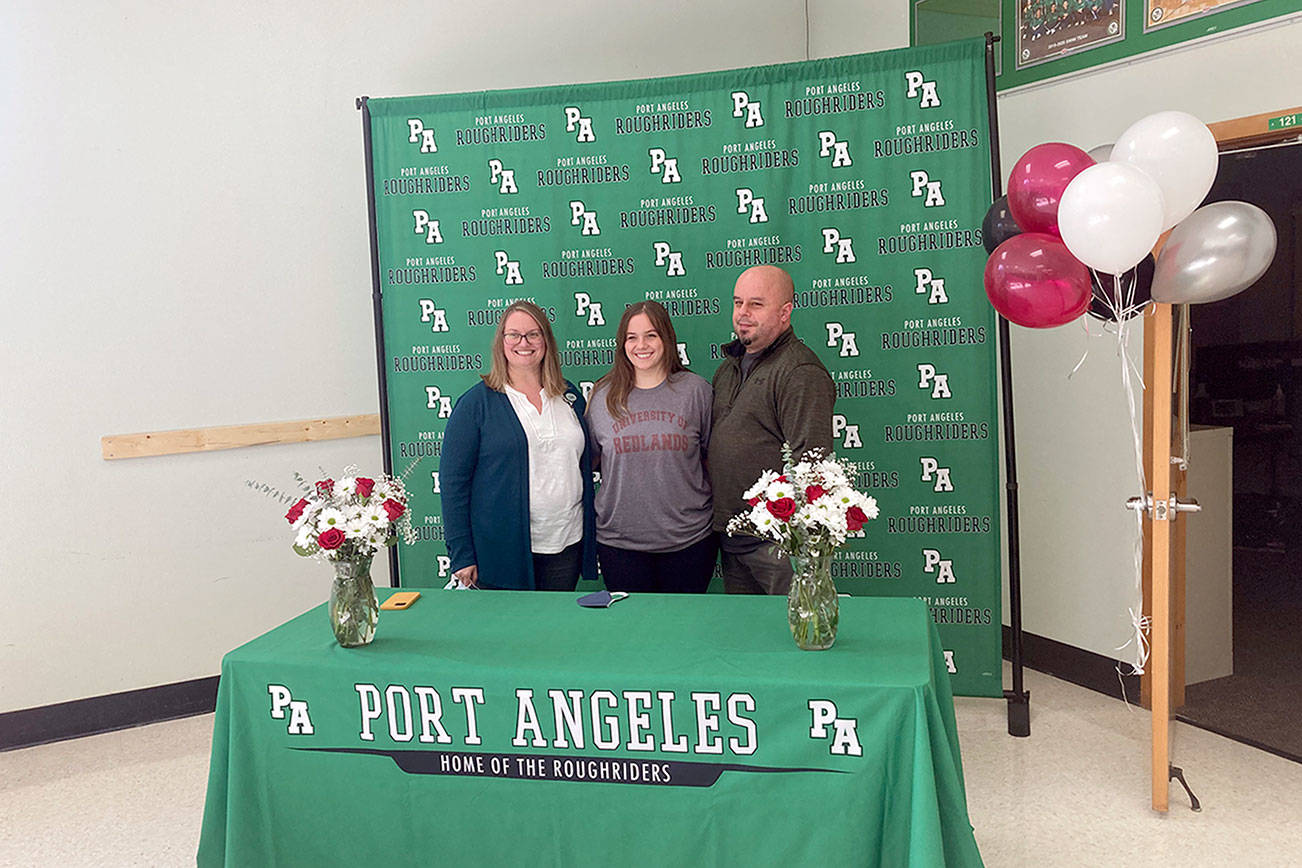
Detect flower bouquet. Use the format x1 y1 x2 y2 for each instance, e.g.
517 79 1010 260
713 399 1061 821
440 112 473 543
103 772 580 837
726 446 879 650
254 469 416 646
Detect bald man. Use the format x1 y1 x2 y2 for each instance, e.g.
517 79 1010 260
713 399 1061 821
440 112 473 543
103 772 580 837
709 266 836 595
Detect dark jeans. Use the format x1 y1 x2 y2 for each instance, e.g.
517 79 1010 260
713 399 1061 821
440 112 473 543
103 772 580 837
721 543 793 595
597 534 718 594
532 541 582 592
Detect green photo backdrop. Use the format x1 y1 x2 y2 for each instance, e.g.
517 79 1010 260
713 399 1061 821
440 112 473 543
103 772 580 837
365 38 1003 697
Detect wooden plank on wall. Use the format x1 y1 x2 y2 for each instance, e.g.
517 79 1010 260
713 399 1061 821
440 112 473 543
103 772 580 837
101 414 381 460
1209 105 1302 149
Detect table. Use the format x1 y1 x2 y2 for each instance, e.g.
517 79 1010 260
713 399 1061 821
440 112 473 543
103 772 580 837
198 591 983 867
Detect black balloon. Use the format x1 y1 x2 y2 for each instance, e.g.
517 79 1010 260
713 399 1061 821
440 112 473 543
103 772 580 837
1087 254 1155 321
982 195 1023 254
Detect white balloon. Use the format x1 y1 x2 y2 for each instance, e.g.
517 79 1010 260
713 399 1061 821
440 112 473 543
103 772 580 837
1058 162 1165 275
1112 110 1218 231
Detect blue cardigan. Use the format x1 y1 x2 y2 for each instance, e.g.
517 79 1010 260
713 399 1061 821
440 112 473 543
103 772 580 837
439 380 598 590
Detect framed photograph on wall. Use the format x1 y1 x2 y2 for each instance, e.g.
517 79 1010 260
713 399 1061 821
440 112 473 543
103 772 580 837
1016 0 1125 69
1145 0 1267 32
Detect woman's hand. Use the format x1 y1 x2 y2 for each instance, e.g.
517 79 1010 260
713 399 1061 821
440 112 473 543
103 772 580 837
453 564 479 588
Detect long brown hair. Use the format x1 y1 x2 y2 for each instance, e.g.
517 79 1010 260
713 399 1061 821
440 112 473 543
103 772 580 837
482 300 566 397
592 300 685 420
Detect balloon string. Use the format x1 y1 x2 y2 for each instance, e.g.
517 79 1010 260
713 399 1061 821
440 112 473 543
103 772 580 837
1115 277 1150 694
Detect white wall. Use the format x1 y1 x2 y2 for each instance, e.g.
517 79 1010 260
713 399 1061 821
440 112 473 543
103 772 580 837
0 0 913 714
7 0 1292 714
994 15 1302 659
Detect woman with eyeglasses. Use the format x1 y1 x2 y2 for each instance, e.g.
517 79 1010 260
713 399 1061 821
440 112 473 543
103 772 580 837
440 300 597 591
585 301 716 593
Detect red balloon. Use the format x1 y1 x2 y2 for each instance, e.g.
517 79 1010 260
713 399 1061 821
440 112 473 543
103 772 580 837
984 233 1091 328
1006 142 1095 237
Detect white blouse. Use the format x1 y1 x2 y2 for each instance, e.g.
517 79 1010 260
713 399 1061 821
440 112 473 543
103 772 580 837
503 384 585 554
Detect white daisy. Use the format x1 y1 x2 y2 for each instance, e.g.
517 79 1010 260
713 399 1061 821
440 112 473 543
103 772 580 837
316 507 347 530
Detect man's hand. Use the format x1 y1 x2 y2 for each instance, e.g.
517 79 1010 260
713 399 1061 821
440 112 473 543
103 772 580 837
453 564 478 588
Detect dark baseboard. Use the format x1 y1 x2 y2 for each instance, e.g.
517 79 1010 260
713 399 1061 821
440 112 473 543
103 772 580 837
1003 625 1141 702
0 675 219 752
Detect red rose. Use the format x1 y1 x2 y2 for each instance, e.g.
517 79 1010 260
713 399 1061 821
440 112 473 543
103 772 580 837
766 497 797 522
777 475 788 482
805 485 826 503
317 527 346 550
355 477 375 498
315 478 334 496
382 498 406 521
846 505 868 533
284 498 309 524
747 497 760 506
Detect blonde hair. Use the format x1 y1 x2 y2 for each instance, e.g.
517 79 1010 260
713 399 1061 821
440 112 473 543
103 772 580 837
482 300 566 397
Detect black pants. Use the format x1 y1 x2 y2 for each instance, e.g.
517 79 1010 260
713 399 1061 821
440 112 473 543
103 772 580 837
597 534 718 594
532 541 582 592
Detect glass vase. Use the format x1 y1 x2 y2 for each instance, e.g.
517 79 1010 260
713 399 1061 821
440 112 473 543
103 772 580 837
787 552 838 650
329 555 378 647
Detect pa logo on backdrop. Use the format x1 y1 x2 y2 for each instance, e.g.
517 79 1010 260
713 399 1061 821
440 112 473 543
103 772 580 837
817 131 851 167
494 251 523 285
821 227 855 263
923 549 957 584
488 159 518 194
919 457 954 492
677 342 690 366
417 299 449 333
825 323 859 357
569 200 600 236
648 148 682 183
437 555 451 578
425 386 453 418
904 71 940 108
909 170 945 207
412 211 443 244
735 188 768 223
406 118 438 153
564 106 595 143
832 414 862 449
917 364 952 399
914 267 948 304
574 292 605 326
730 90 764 128
652 242 686 277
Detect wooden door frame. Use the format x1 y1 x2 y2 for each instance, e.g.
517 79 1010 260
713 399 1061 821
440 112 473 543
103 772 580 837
1141 105 1300 811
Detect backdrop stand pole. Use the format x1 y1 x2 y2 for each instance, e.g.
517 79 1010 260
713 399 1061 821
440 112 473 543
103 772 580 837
358 95 401 589
984 32 1030 737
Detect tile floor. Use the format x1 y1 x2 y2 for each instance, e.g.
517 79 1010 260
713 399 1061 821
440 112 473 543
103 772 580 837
2 664 1300 866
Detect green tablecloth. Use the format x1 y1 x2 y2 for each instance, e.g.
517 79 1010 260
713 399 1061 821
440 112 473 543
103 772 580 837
198 592 982 867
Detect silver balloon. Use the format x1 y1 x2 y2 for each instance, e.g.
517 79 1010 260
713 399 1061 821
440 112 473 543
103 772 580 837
1151 201 1277 304
1086 143 1113 163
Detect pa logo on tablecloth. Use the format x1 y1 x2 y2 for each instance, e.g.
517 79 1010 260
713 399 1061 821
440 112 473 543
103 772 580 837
268 685 314 735
808 700 861 756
